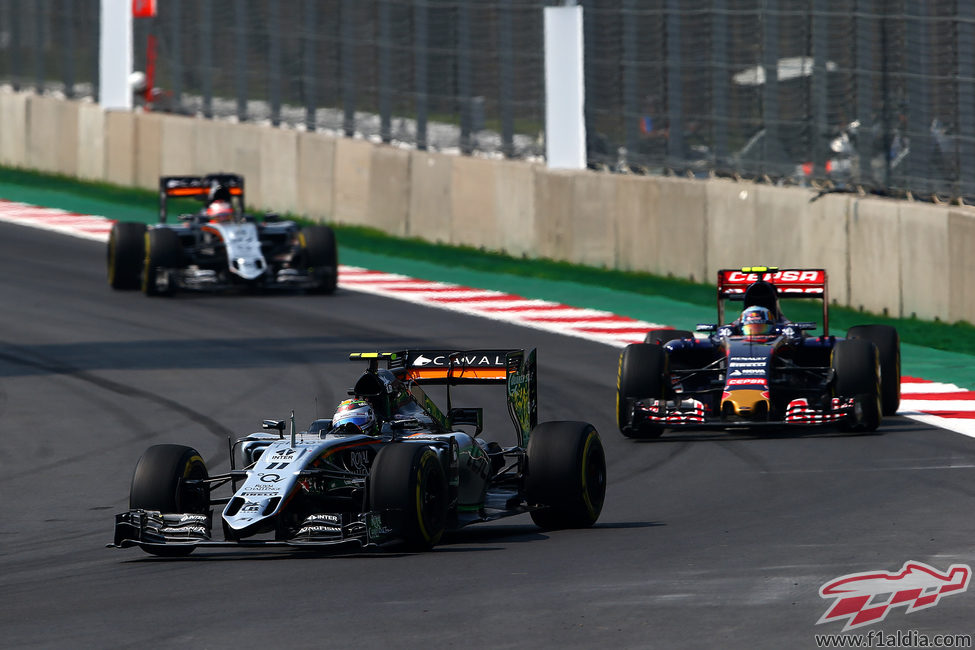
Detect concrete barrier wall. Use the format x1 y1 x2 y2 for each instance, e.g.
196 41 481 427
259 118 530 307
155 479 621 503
296 131 336 221
134 112 163 190
0 91 28 167
77 102 106 181
451 156 499 249
333 137 373 225
494 159 536 258
104 110 136 187
848 197 902 317
26 95 60 173
899 202 949 320
6 90 975 325
948 209 975 325
368 145 411 237
260 127 298 215
407 149 452 242
56 100 80 177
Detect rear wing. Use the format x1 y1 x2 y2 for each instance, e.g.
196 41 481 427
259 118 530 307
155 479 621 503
158 174 245 223
716 267 830 334
349 349 538 446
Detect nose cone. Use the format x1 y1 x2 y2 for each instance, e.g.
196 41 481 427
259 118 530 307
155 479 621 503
721 389 770 419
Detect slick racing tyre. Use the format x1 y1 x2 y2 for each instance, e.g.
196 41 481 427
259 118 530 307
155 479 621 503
832 339 882 433
142 228 181 296
525 421 606 530
299 225 338 294
370 443 447 551
129 444 210 557
107 222 146 290
617 343 667 439
846 324 900 416
643 329 693 345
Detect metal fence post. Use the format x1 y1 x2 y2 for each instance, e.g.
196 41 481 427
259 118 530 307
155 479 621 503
622 0 638 168
761 2 784 173
201 0 213 119
856 0 875 186
666 0 684 167
342 0 357 137
63 0 76 98
269 0 281 127
711 0 728 168
905 0 932 191
33 0 44 93
235 0 247 121
170 0 183 108
811 0 828 178
379 0 392 143
458 0 473 154
959 3 975 198
304 0 316 132
415 0 429 151
499 0 514 157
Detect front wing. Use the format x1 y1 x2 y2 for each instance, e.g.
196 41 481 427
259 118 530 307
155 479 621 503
626 395 857 430
110 509 401 552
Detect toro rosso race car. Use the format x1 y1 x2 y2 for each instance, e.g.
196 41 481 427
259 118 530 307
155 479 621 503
112 349 606 555
617 267 901 438
106 173 338 295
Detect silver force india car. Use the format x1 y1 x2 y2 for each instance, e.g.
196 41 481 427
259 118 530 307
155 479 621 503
112 349 607 555
617 267 901 438
106 173 338 295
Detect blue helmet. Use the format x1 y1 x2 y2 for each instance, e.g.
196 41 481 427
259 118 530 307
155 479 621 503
741 306 774 336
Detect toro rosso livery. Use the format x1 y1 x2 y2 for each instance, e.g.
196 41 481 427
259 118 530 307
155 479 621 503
107 174 337 295
112 349 606 555
617 267 900 438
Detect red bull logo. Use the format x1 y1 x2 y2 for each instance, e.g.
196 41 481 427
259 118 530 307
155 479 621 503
818 561 971 631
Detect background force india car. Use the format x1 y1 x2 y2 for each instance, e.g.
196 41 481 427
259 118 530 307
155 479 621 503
112 349 607 555
617 267 900 438
106 173 338 295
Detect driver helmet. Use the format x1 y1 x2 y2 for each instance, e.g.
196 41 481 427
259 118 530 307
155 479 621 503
741 306 774 336
331 398 378 435
205 200 234 222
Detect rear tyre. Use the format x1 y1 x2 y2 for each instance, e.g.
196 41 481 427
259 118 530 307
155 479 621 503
129 444 209 557
108 222 146 290
369 443 447 551
847 324 900 416
832 339 882 433
142 228 181 296
617 343 667 439
526 421 606 530
300 225 338 294
644 329 693 345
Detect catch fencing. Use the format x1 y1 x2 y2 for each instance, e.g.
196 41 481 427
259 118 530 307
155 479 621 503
1 0 973 201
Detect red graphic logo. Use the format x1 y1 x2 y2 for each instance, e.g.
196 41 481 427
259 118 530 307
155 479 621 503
818 561 971 631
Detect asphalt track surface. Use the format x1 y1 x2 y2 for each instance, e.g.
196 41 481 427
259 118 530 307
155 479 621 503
2 222 974 649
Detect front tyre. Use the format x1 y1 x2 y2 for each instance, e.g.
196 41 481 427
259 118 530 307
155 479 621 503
129 444 209 556
142 228 181 296
107 222 146 290
369 443 448 551
617 343 666 439
300 225 338 294
525 421 606 530
846 324 900 416
832 339 882 433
